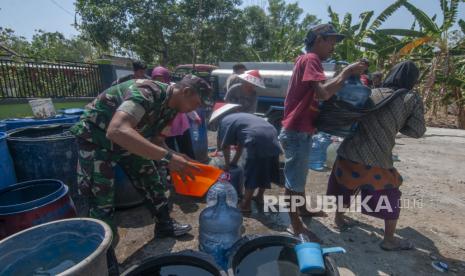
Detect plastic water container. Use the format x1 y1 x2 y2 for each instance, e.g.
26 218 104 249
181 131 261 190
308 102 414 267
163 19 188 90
206 177 239 208
309 132 333 171
7 124 79 201
29 98 56 119
0 179 77 240
0 115 81 131
199 192 243 269
294 234 345 274
0 218 112 276
336 75 371 107
189 108 208 163
0 132 16 189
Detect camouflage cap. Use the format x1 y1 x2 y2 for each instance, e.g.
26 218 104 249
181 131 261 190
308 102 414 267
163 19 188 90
305 23 345 47
179 74 214 107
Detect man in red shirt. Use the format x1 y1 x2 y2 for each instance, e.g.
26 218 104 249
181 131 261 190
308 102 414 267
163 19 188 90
278 24 368 240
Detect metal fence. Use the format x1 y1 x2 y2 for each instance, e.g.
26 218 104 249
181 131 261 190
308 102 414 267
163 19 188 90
0 58 103 98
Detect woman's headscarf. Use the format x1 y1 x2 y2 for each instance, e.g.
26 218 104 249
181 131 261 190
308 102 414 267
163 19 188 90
151 66 171 83
381 60 420 91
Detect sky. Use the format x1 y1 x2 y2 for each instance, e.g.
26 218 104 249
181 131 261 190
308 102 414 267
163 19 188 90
0 0 464 40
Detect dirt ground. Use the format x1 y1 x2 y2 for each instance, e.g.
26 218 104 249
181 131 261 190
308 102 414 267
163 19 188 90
114 127 465 275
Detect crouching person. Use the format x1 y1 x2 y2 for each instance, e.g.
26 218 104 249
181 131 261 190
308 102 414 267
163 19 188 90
210 104 281 214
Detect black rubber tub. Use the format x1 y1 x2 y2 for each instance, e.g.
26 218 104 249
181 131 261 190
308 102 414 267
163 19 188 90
121 250 227 276
227 234 339 276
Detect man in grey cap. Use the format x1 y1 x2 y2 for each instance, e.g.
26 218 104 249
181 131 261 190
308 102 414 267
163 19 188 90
278 24 368 241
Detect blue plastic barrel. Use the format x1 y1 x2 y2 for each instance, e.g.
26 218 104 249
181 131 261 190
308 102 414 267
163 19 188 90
0 123 6 132
0 179 77 239
189 108 209 163
0 132 16 189
0 115 80 131
0 218 112 275
114 165 144 209
6 124 79 203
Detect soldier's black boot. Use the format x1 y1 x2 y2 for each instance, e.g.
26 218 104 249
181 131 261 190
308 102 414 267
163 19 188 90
154 205 192 238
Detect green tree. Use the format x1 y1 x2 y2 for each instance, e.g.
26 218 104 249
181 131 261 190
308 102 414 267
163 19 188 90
75 0 244 66
75 0 319 65
241 0 320 61
28 30 95 61
0 27 96 62
0 27 31 56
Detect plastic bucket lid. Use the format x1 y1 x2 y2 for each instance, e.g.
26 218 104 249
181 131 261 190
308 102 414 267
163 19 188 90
170 162 224 197
62 108 85 115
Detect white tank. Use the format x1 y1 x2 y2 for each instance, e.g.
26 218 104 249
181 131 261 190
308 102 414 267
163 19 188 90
212 62 337 100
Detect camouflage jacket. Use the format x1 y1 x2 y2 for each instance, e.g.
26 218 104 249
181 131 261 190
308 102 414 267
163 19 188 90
70 79 177 152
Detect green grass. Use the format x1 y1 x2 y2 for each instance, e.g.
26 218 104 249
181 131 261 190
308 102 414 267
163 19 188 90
0 101 91 119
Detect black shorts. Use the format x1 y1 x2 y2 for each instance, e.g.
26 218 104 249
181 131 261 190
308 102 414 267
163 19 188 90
244 155 280 190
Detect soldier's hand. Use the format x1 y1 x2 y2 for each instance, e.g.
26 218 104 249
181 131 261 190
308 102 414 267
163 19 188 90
168 154 201 183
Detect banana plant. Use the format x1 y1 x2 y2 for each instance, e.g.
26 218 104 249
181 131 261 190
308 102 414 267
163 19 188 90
327 0 409 65
377 0 464 126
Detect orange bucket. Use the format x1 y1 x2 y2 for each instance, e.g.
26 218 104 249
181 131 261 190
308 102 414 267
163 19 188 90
170 162 224 197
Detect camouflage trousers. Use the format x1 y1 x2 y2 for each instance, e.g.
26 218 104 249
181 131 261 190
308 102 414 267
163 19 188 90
76 139 168 230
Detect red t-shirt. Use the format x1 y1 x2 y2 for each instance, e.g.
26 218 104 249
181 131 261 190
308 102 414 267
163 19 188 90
281 53 326 133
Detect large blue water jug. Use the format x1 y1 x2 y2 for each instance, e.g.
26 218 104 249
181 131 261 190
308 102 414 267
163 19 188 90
336 75 371 107
199 191 243 269
309 132 333 171
206 172 242 207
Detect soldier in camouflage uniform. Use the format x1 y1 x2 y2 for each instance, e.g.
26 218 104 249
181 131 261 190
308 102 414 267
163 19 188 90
71 74 212 238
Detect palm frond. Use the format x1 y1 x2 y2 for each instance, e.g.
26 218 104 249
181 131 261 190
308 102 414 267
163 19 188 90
342 13 352 33
349 24 360 34
368 0 405 34
357 42 377 50
327 6 340 29
376 29 425 37
402 1 440 33
357 11 374 39
378 41 410 56
459 19 465 34
442 0 459 31
439 0 448 14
